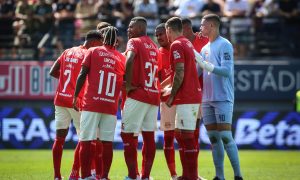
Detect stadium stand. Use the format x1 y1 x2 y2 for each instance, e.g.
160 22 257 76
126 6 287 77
0 0 299 61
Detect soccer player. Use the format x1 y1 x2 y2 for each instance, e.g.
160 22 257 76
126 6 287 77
73 26 125 180
121 17 160 180
165 17 202 180
182 18 209 180
194 14 243 180
155 23 177 180
49 30 103 180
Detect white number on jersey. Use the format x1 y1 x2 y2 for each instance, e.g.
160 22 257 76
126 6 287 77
145 62 158 88
98 70 117 97
62 69 71 93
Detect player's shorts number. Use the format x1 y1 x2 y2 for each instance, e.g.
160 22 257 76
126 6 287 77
98 70 116 97
145 62 158 88
62 69 71 93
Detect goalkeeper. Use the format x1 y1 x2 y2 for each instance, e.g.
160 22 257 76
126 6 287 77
194 14 243 180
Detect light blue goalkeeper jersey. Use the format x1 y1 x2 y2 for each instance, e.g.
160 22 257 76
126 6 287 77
200 36 234 103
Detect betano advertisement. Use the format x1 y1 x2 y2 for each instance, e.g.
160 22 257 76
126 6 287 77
0 106 299 150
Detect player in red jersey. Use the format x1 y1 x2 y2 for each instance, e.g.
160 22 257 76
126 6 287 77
49 30 103 180
73 26 125 180
165 17 202 180
121 17 160 180
155 23 178 180
182 18 209 180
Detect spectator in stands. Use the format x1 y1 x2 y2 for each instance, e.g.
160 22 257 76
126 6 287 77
276 0 300 56
224 0 251 58
14 0 35 49
96 0 116 26
173 0 204 18
201 0 222 16
224 0 249 17
113 0 134 35
157 0 171 22
75 0 98 36
250 0 275 18
134 0 159 35
53 0 76 51
0 0 15 58
33 0 54 59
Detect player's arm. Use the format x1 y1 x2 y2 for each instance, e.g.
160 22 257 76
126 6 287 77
49 59 61 79
166 62 184 107
125 50 137 94
194 48 232 77
73 66 89 111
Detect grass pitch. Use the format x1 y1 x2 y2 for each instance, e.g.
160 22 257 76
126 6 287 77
0 150 299 180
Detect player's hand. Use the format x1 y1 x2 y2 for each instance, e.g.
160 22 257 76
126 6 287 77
161 85 172 96
166 95 174 107
73 97 79 111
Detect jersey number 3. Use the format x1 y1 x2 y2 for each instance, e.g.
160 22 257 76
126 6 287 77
145 62 158 88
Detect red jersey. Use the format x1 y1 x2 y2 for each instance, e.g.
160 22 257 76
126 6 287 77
158 47 172 102
125 36 160 106
54 46 87 108
81 45 125 115
192 33 208 102
170 36 201 105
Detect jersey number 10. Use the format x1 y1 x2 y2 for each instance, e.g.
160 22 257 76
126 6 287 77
98 70 116 97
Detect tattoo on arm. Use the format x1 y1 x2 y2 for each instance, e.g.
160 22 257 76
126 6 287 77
171 63 184 97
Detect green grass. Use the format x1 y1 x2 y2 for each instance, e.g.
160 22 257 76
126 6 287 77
0 150 299 180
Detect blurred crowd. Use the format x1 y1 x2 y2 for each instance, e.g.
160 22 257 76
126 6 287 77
0 0 299 60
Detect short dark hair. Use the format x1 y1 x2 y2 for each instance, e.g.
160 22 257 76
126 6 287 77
131 16 147 26
155 23 166 31
165 17 182 33
202 14 221 27
181 18 192 27
85 30 102 41
103 26 118 46
96 21 111 30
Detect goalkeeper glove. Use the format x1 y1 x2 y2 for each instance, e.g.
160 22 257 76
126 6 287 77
194 49 214 72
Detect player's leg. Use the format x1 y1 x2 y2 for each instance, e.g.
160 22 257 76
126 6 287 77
176 104 199 180
98 113 117 179
215 102 243 180
140 104 159 179
52 106 72 179
202 102 225 180
94 139 103 179
121 98 147 179
79 111 99 179
160 102 177 178
68 108 81 179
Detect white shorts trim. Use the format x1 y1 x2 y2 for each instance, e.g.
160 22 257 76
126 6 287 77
121 98 158 133
160 102 176 131
55 106 80 133
175 104 200 130
79 111 117 142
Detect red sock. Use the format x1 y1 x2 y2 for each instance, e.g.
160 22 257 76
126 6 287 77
194 127 200 170
101 141 113 179
80 141 92 178
135 138 140 177
70 141 80 178
182 131 198 180
90 140 96 171
121 132 138 179
52 136 65 179
95 140 103 178
175 131 187 178
141 131 156 179
164 130 176 176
